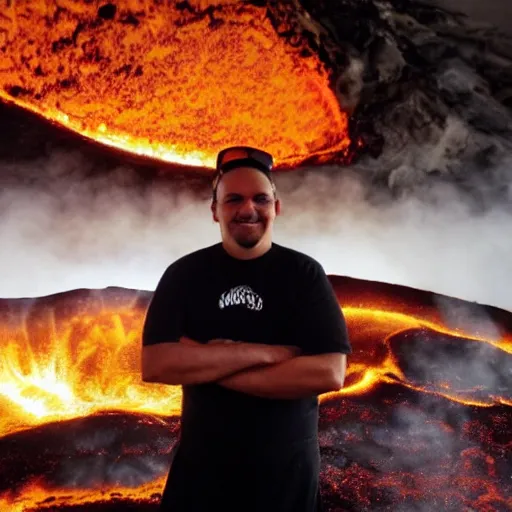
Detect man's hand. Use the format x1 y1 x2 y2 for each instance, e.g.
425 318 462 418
179 336 201 346
217 353 346 399
263 344 302 363
180 337 237 346
207 339 239 345
180 336 301 363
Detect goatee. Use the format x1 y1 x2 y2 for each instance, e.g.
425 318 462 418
235 237 259 249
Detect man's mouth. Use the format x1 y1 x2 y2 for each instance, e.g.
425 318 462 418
234 220 260 225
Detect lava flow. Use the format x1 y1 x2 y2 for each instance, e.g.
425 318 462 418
0 1 351 169
0 277 510 511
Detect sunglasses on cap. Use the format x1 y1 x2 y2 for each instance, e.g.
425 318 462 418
212 146 274 199
216 146 274 173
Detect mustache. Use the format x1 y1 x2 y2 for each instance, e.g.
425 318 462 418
233 215 260 223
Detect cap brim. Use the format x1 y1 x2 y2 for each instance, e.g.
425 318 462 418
218 157 272 173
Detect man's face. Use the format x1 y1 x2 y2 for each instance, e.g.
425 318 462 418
212 167 280 249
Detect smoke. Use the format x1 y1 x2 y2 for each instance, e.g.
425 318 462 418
275 166 512 312
0 139 511 312
51 419 174 489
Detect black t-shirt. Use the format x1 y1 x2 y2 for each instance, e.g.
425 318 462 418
142 242 351 458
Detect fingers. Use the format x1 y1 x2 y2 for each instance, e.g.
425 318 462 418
287 345 302 356
208 339 237 345
180 337 239 346
179 336 200 346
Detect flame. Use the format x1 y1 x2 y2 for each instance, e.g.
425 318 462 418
1 293 510 439
0 1 351 168
0 306 181 437
0 478 165 512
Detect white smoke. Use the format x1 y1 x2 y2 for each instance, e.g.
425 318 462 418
275 167 512 313
0 142 511 313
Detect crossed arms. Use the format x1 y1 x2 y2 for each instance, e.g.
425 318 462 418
141 337 347 399
142 259 349 399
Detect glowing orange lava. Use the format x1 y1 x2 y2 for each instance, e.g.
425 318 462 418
1 289 510 439
0 1 351 169
0 478 165 512
0 282 511 511
0 305 181 437
329 307 512 408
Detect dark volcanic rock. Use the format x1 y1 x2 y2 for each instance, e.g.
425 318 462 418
0 412 179 493
269 0 512 194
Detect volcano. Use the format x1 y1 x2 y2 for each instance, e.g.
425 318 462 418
1 1 512 511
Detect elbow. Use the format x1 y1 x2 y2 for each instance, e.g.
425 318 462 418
141 370 159 384
141 345 178 384
141 343 201 386
141 356 160 383
315 372 344 395
310 354 347 394
328 368 346 392
141 367 160 383
330 374 345 391
141 358 187 385
328 354 347 391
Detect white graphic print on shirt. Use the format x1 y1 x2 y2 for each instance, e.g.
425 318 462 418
218 285 263 311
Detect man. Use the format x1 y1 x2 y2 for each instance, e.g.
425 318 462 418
141 146 351 512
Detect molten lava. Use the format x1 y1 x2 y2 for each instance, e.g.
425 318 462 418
0 280 511 510
0 1 351 168
1 284 510 440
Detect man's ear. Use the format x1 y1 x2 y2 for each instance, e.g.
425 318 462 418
275 198 282 216
211 201 219 222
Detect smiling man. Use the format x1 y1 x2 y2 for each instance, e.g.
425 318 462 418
141 146 351 512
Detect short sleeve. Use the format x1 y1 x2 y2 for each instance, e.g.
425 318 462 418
142 262 186 346
293 259 351 356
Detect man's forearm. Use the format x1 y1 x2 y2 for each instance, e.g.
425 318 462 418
142 337 299 386
142 338 271 385
217 354 343 399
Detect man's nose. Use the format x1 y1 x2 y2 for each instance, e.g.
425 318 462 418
238 199 257 213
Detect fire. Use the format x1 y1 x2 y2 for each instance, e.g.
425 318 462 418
1 287 510 439
0 1 351 169
0 305 181 437
0 478 165 512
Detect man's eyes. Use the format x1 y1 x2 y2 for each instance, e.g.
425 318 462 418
225 196 271 204
254 196 271 204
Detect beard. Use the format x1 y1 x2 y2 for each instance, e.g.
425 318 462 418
230 220 264 249
234 235 260 249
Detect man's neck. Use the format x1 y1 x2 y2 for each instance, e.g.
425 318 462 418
222 239 272 260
